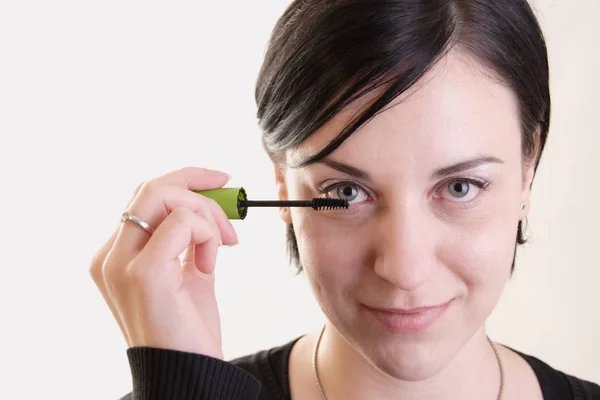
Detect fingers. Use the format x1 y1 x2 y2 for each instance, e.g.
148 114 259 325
95 166 235 291
199 196 239 245
110 181 237 270
180 242 219 281
157 168 235 247
89 227 130 342
89 167 234 352
155 166 230 190
89 228 119 285
192 236 220 277
134 207 219 275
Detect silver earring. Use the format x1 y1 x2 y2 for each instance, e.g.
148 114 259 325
520 203 526 210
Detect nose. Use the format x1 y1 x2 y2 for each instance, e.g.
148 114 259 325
373 201 436 291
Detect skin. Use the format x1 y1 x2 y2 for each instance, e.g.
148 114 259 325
276 50 544 399
91 49 545 399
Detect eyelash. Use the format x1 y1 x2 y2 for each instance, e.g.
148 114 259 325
317 178 491 208
436 178 491 209
317 181 373 202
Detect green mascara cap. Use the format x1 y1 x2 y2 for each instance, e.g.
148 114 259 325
194 187 248 220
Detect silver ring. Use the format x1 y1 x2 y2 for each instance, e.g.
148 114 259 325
120 211 156 234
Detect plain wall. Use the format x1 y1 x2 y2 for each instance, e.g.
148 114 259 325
0 0 598 398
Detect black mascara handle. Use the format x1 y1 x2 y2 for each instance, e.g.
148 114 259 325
195 187 348 220
241 198 348 209
242 200 312 207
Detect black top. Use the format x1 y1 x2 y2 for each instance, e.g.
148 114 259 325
120 336 600 400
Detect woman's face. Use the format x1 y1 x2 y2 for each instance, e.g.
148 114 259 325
276 51 536 379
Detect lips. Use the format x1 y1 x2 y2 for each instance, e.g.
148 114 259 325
364 299 453 333
367 302 450 314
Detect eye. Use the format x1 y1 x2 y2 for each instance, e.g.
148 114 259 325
440 178 488 203
321 182 370 204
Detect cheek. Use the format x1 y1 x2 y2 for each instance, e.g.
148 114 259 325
443 176 521 273
441 206 518 296
293 210 368 294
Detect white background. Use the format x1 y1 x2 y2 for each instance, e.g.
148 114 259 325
0 1 598 398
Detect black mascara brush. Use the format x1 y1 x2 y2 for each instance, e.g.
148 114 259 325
193 187 349 220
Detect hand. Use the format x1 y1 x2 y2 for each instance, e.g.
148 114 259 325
89 167 238 359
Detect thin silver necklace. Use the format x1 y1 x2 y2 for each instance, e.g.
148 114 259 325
312 324 505 400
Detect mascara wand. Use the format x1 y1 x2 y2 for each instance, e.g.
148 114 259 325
193 187 349 220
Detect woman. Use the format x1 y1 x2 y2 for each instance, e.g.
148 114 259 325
90 0 600 399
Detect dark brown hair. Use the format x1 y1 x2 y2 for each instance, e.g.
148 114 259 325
255 0 551 273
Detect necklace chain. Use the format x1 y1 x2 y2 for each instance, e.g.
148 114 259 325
312 324 504 400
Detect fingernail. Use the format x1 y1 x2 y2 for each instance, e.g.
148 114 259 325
227 238 239 247
218 239 223 247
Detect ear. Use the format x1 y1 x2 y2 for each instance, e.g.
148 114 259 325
520 129 541 219
274 163 293 224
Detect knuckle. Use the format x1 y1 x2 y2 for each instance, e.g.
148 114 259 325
205 202 221 226
139 180 159 197
101 260 120 284
194 204 217 227
138 180 161 199
127 260 151 284
170 206 193 225
172 206 216 235
206 197 220 210
89 246 112 283
133 180 146 197
207 198 227 219
101 251 127 284
89 259 103 282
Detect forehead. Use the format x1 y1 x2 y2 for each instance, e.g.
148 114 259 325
288 50 521 169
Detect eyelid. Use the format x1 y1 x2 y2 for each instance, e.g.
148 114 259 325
434 176 490 192
317 177 490 206
434 177 491 208
317 180 375 200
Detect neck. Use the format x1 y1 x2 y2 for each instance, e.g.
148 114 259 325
315 323 502 400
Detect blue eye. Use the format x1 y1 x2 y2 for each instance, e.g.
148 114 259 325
321 182 370 204
441 179 488 203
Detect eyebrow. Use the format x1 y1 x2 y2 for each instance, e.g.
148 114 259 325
431 156 504 179
316 158 372 181
317 155 503 181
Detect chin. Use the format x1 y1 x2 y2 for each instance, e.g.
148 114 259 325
343 308 463 381
367 340 451 381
